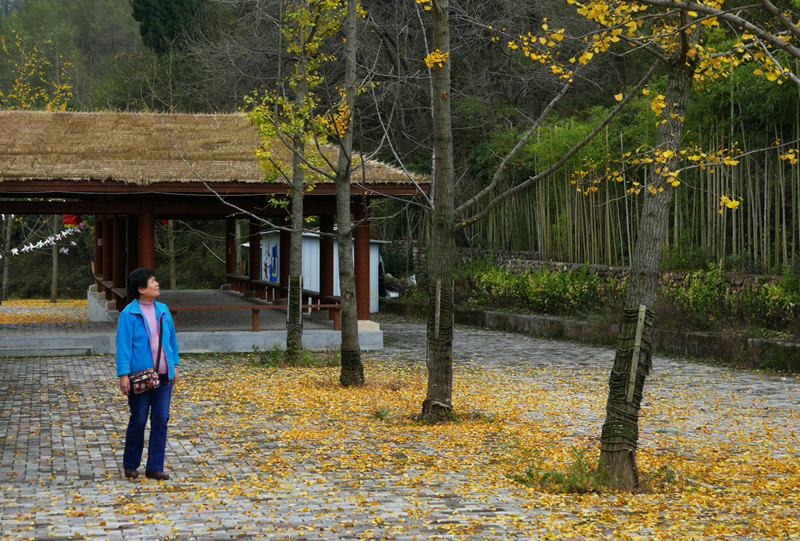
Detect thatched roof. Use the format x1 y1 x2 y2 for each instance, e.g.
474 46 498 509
0 110 422 188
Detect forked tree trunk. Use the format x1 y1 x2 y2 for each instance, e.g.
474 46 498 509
422 0 456 420
337 0 363 387
599 50 695 491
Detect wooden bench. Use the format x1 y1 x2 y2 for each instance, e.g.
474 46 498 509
169 303 341 332
250 279 281 302
226 273 251 295
111 288 128 309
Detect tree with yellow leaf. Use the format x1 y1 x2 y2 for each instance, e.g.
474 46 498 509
564 0 800 490
246 0 343 359
246 0 369 381
415 0 659 420
333 0 365 386
0 29 71 110
0 27 72 302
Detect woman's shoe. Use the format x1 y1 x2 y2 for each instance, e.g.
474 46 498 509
145 471 170 480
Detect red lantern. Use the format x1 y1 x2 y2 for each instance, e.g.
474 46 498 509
63 214 82 228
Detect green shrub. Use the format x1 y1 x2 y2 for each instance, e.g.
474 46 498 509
454 259 798 335
734 270 800 330
660 265 800 333
470 261 619 317
522 266 605 314
684 263 726 319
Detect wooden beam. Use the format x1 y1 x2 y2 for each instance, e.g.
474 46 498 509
0 180 426 195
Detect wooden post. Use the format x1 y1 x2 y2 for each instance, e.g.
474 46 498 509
93 217 103 277
320 214 334 298
139 197 155 270
225 218 236 276
113 216 125 291
279 222 290 294
626 305 648 403
249 217 261 282
126 214 139 277
102 216 113 300
354 201 370 320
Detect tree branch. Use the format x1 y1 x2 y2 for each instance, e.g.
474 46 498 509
456 60 661 232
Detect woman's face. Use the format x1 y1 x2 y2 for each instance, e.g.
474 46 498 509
138 276 160 301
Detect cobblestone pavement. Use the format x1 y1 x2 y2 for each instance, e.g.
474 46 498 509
1 320 799 540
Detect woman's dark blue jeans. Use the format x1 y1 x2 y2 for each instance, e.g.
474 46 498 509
123 375 172 473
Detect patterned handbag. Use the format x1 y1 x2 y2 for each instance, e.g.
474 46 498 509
129 318 163 394
130 367 159 394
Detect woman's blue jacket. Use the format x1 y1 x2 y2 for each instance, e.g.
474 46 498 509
115 299 179 378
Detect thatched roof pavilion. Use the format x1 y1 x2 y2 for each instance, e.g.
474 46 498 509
0 110 427 319
0 110 424 193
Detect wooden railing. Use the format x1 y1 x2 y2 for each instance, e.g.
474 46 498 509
92 273 342 331
169 303 341 332
94 274 128 308
225 273 341 319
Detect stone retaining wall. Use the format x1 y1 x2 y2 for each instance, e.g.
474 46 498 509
386 242 780 290
381 299 800 372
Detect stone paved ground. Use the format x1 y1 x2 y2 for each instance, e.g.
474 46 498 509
1 319 799 540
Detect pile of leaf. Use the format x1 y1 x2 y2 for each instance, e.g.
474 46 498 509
0 299 89 323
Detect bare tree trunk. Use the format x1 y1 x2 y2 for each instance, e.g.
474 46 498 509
422 0 456 420
235 220 243 273
286 62 308 358
337 0 363 386
50 215 58 303
2 214 12 302
599 51 695 491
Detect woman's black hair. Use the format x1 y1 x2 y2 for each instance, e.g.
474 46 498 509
128 268 155 300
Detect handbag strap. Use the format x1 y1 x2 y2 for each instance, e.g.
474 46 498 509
155 316 164 374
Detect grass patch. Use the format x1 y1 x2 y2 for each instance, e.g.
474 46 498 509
510 447 612 494
640 464 678 490
250 345 338 368
371 406 391 420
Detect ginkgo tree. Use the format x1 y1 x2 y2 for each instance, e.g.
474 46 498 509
0 28 72 301
246 0 369 384
413 0 658 420
564 0 800 490
411 0 796 491
246 0 343 359
0 29 71 110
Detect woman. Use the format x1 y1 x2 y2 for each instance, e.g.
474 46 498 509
116 268 179 480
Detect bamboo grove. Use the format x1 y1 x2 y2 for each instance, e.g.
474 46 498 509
449 0 800 275
460 68 800 273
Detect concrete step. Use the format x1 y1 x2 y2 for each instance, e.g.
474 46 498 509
0 345 94 357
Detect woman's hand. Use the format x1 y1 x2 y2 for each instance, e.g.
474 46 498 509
119 375 130 396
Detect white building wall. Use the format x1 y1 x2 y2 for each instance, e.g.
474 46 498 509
260 232 383 313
